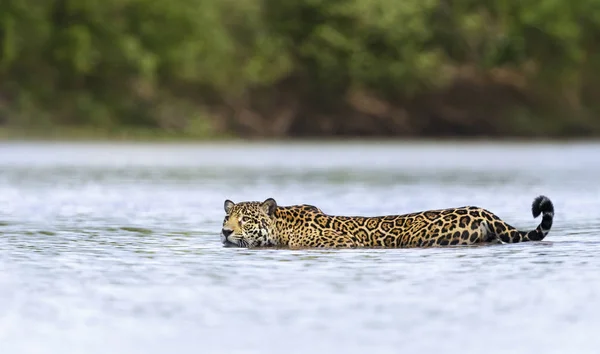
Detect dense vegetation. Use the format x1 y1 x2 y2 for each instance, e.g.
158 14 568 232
2 0 600 138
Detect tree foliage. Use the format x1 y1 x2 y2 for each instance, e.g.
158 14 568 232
1 0 600 136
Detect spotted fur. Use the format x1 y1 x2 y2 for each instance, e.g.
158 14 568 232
220 196 555 249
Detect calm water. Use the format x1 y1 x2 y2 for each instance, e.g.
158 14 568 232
1 141 600 354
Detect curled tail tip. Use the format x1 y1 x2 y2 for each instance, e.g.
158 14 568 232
532 195 554 218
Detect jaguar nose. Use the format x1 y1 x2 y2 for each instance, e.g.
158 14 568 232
221 228 235 246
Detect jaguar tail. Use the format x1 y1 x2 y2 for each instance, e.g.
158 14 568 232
520 195 554 241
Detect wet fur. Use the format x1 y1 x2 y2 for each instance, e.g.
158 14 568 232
220 196 555 249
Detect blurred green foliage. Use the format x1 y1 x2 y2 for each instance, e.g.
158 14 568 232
1 0 600 137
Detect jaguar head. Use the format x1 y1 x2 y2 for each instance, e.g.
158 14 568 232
220 198 278 248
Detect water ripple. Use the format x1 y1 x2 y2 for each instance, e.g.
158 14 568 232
1 142 600 354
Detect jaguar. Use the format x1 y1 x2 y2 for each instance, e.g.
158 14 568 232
220 196 554 249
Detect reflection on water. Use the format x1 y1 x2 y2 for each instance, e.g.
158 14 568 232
1 141 600 354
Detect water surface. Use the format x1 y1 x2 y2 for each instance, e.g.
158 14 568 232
1 141 600 354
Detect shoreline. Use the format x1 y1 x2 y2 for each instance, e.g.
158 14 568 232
1 127 599 145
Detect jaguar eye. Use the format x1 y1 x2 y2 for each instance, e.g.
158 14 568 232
241 216 250 223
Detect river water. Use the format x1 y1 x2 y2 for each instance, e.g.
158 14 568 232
1 141 600 354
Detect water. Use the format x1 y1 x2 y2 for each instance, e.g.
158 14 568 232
1 141 600 354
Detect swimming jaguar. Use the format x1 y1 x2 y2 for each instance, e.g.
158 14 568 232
220 196 554 249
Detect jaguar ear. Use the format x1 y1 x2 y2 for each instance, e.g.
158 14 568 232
224 199 235 214
261 198 277 216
